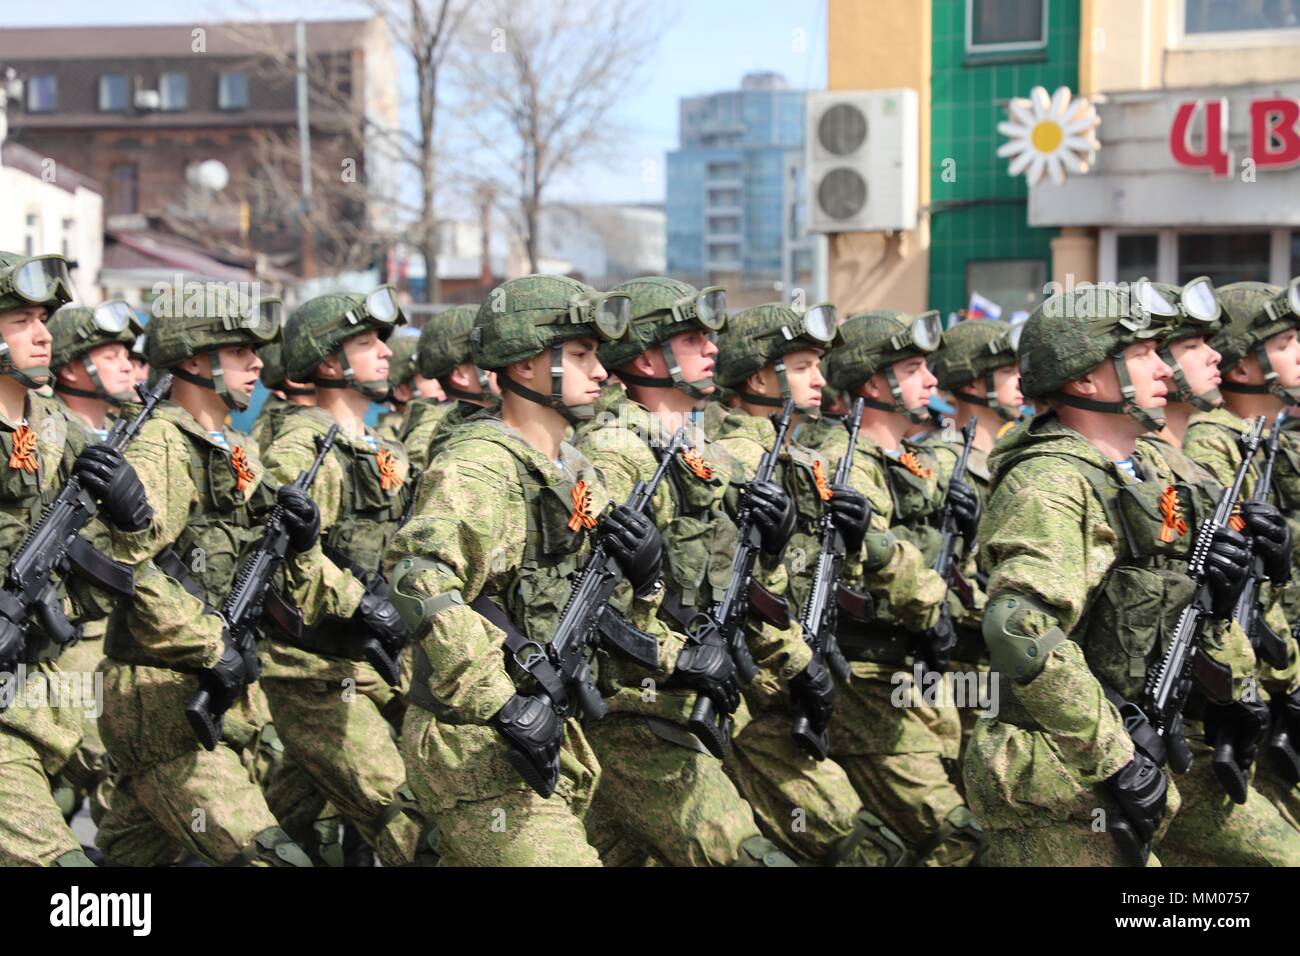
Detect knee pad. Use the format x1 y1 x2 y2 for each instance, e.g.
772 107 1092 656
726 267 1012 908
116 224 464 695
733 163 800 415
733 835 798 867
911 805 987 867
51 774 81 823
230 826 313 868
310 816 346 868
51 848 96 867
824 808 911 867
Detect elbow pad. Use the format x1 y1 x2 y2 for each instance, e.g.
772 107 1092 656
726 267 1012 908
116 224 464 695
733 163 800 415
862 530 897 573
983 592 1068 684
388 556 464 637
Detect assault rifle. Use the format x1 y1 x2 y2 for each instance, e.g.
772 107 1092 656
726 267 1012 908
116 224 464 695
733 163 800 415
922 416 977 672
1234 410 1290 670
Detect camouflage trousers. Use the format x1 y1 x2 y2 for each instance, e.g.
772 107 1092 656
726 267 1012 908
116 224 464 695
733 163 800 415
1157 731 1300 866
1253 756 1300 832
261 669 431 866
724 707 903 865
48 637 111 826
832 666 981 866
984 819 1165 867
583 714 768 866
434 788 602 866
0 725 87 866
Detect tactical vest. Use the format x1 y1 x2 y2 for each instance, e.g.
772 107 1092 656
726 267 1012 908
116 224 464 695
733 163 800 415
1267 428 1300 618
996 450 1216 730
780 441 835 618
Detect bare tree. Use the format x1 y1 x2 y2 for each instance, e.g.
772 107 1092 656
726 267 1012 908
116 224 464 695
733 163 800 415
450 0 667 274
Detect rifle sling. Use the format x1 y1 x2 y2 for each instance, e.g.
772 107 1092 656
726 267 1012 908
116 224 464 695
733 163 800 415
469 593 569 708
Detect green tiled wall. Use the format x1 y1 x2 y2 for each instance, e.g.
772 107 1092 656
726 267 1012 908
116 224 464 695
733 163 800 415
928 0 1081 318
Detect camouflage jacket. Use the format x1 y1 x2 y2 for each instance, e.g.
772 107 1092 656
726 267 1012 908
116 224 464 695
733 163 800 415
250 394 300 455
397 397 453 471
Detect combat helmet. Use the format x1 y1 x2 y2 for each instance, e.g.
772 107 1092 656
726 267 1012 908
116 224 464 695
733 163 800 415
1018 280 1172 430
600 276 727 400
283 285 406 401
387 333 420 391
49 299 144 404
824 309 943 425
418 304 489 401
469 273 630 424
1143 277 1224 411
146 278 281 411
0 251 76 388
714 301 838 410
1213 279 1300 403
927 317 1022 422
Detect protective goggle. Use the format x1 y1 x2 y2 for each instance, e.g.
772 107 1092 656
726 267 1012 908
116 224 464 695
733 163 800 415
762 303 839 345
219 297 281 342
987 321 1025 356
1179 276 1221 323
1263 277 1300 323
561 292 632 341
1125 279 1179 329
0 255 75 306
887 310 942 353
344 285 403 327
669 286 728 331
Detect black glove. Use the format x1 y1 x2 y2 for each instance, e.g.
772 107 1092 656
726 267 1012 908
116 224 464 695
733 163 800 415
602 504 663 594
673 629 740 715
276 484 320 555
1268 687 1300 786
745 479 796 556
202 636 248 716
1239 500 1293 584
493 693 564 798
355 590 408 653
1204 524 1251 617
1204 697 1270 804
0 616 24 671
1105 751 1168 866
789 651 835 733
947 479 981 548
827 484 868 554
72 444 152 532
919 608 958 673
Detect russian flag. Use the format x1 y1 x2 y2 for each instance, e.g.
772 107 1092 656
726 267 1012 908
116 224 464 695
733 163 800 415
967 292 1003 321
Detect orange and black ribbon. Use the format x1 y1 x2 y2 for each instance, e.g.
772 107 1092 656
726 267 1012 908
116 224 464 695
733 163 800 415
377 448 404 493
567 480 597 532
230 445 256 494
899 451 932 479
7 425 37 474
1158 485 1189 543
811 459 834 501
681 447 713 481
1229 502 1246 534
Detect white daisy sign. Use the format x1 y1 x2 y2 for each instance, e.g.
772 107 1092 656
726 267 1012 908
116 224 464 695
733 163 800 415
998 86 1101 186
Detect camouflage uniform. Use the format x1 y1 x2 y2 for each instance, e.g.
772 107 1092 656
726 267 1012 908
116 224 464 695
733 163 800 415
398 305 483 472
94 284 311 867
250 344 310 456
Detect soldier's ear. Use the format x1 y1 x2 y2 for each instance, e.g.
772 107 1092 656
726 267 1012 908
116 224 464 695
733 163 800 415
1226 357 1255 385
507 355 537 384
314 354 341 380
1061 370 1099 398
745 369 768 396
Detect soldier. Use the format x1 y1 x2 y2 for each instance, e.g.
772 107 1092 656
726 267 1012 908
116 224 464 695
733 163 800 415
400 304 495 473
709 302 910 866
128 333 151 387
250 343 315 454
1181 279 1300 838
259 287 434 866
800 309 984 866
45 299 143 826
93 279 316 866
375 334 419 442
965 283 1262 865
571 277 795 866
384 274 664 865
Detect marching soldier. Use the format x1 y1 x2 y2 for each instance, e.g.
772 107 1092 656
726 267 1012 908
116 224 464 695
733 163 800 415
251 343 315 454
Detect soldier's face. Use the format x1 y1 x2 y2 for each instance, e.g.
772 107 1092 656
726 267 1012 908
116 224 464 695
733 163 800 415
1167 335 1222 398
130 356 150 385
82 341 135 398
560 336 607 406
889 354 938 412
992 363 1023 409
1264 329 1300 389
1116 340 1172 408
782 348 824 409
215 345 263 403
342 331 391 386
413 373 445 400
661 329 718 396
0 305 52 384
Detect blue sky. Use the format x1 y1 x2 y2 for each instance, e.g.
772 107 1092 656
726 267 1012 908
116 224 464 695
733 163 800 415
7 0 827 206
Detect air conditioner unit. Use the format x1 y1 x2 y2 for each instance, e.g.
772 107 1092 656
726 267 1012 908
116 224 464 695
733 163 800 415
805 88 918 233
134 89 161 111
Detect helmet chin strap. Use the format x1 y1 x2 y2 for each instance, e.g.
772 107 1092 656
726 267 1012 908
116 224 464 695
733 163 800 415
1221 343 1300 403
55 353 135 406
859 365 928 425
737 359 819 416
314 347 392 402
0 341 50 389
618 337 714 400
1158 346 1222 411
173 350 251 411
1054 354 1166 430
955 375 1020 422
496 343 593 426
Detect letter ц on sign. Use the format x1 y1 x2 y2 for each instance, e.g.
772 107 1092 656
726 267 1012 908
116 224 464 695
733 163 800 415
1169 97 1300 178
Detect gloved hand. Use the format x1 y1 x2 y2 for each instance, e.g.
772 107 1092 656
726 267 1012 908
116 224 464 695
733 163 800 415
72 444 152 532
1105 750 1168 866
602 504 663 594
947 479 981 548
1204 696 1270 803
1204 524 1251 617
493 693 564 798
828 483 868 554
789 650 835 733
354 590 408 653
202 636 248 716
673 629 740 714
919 608 958 673
276 484 320 554
1268 687 1300 785
1239 500 1292 584
745 479 796 556
0 616 24 672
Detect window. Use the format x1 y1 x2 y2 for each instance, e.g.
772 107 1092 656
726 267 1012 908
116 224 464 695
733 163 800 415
218 71 248 110
98 74 128 112
1177 233 1271 284
26 74 56 113
966 259 1048 318
1184 0 1300 34
967 0 1048 52
1116 234 1159 283
160 72 188 111
24 214 38 257
110 164 138 216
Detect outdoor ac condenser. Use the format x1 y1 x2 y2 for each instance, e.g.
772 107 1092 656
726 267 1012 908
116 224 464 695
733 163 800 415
805 88 918 233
